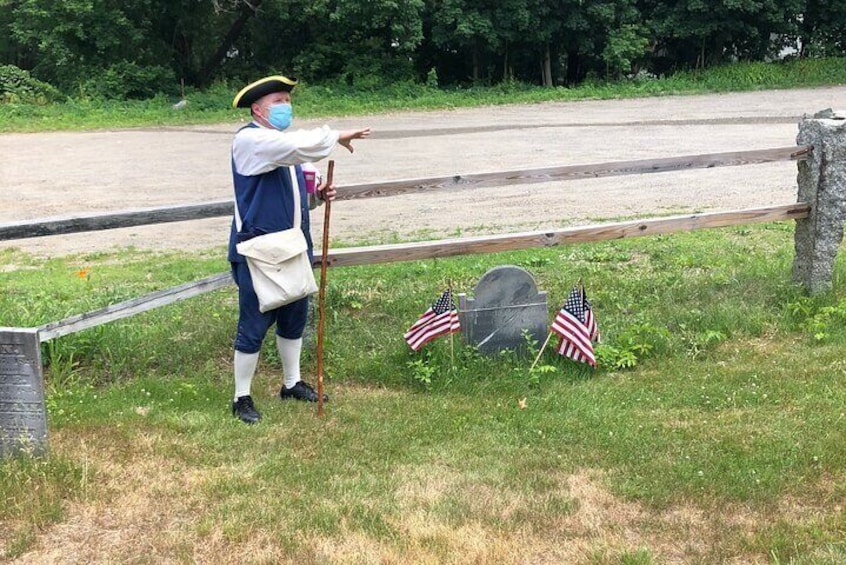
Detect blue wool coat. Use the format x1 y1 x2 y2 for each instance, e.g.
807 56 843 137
228 124 314 265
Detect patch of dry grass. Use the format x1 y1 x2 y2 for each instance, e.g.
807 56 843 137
10 421 841 565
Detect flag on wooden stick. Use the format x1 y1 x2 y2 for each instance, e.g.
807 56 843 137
405 289 461 351
551 285 600 366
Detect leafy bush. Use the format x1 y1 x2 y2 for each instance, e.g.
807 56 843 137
78 61 177 100
790 295 846 342
595 322 670 369
0 65 61 104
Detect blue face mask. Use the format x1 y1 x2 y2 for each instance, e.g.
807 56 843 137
267 102 292 130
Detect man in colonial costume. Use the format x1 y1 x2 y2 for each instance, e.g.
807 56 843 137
229 74 370 424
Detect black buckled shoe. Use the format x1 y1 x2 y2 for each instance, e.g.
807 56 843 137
232 395 261 424
279 381 328 403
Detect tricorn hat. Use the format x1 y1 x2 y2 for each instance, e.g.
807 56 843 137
232 75 298 108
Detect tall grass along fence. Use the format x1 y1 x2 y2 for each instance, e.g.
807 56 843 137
2 109 845 457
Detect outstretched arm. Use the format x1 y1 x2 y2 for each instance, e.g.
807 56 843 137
337 128 372 153
233 125 340 175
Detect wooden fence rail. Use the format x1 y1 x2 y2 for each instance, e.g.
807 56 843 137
0 145 811 242
35 202 810 343
36 273 232 342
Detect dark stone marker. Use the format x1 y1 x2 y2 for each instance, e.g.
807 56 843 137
458 266 548 354
0 328 48 457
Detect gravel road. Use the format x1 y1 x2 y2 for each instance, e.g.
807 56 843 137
1 86 844 257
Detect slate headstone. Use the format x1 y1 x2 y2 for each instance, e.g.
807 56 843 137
458 266 548 354
0 328 48 457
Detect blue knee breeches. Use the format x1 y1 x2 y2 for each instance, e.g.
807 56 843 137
231 261 309 353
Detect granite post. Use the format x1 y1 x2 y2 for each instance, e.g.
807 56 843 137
793 109 846 294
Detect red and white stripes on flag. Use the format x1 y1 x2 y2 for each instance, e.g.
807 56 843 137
551 285 600 367
404 289 461 351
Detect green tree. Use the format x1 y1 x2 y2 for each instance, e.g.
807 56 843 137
491 0 535 81
602 22 650 78
641 0 802 72
588 0 649 79
8 0 176 96
798 0 846 56
212 0 425 87
429 0 499 83
4 0 266 92
541 0 648 84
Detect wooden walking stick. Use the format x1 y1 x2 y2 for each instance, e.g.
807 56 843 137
316 160 335 417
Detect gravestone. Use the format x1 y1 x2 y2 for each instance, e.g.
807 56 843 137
458 266 548 354
0 328 48 457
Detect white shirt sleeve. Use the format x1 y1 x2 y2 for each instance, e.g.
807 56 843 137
232 123 340 176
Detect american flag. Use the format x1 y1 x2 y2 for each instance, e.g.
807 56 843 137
551 285 600 366
404 289 461 351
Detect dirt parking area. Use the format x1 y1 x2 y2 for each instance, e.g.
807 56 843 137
1 86 844 257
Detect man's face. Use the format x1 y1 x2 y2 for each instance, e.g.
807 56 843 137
253 91 292 117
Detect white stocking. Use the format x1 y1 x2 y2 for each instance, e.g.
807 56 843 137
276 336 302 389
234 350 260 400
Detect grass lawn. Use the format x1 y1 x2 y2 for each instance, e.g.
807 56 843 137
2 223 846 563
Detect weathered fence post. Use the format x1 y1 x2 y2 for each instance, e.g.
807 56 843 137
793 109 846 294
0 328 48 457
